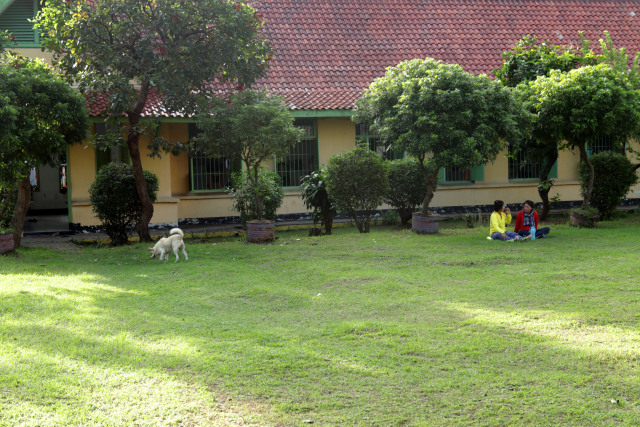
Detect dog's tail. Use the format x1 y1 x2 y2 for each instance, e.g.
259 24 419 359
170 227 184 238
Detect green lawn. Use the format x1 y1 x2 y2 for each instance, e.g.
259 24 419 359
2 214 640 425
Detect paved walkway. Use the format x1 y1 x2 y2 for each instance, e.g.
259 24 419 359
19 219 327 249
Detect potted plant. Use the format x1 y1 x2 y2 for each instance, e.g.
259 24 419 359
0 227 15 254
194 89 302 242
300 168 337 235
229 170 284 242
353 58 524 234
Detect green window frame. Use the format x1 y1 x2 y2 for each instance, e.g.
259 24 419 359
94 123 131 171
277 118 319 187
0 0 40 47
508 142 557 180
356 123 401 160
188 123 240 192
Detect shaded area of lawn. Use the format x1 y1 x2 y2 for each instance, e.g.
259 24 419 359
1 214 640 425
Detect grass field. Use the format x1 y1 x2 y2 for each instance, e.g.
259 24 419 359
1 214 640 425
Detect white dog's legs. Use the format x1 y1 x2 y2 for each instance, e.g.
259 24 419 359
181 249 188 261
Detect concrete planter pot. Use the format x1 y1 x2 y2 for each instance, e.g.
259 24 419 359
246 220 275 243
569 211 599 228
0 233 15 254
411 212 439 234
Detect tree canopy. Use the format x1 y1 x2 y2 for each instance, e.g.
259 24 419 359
353 57 525 215
523 64 640 209
36 0 272 240
495 34 593 219
0 55 89 247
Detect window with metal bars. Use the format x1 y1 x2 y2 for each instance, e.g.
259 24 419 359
587 135 613 155
188 123 239 192
356 123 400 160
445 166 471 182
508 142 541 180
277 119 318 187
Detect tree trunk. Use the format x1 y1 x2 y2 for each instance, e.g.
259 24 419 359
10 176 31 249
579 144 594 210
324 216 333 235
127 82 154 242
419 167 439 216
537 152 558 221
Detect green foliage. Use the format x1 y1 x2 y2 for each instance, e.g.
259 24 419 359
494 34 595 87
325 145 389 233
579 151 638 219
36 0 271 118
385 158 428 228
523 64 640 208
354 57 524 214
89 163 159 245
195 89 301 219
300 169 337 234
0 55 88 184
569 207 600 228
229 170 284 225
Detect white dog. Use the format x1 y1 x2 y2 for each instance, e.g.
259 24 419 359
149 228 188 263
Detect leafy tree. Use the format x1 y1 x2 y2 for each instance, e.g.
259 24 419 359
89 162 159 245
37 0 272 241
579 151 638 219
495 35 595 219
385 158 428 228
325 145 389 233
354 58 524 216
523 64 640 210
0 55 88 248
194 89 301 220
300 168 337 235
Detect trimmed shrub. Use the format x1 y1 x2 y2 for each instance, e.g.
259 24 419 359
385 158 429 228
89 162 158 245
326 145 389 233
579 151 638 219
230 170 284 225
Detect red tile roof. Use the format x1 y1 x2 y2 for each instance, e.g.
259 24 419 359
250 0 640 111
89 0 640 116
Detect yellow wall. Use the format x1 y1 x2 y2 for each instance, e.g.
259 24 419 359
318 117 356 165
69 120 640 227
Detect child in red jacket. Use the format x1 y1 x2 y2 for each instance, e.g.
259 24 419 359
514 200 551 238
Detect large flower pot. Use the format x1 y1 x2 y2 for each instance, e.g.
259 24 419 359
246 220 275 243
412 212 439 234
0 233 15 254
569 211 598 228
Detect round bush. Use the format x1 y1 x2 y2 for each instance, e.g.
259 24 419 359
326 145 389 233
89 162 158 245
579 151 638 219
385 158 429 228
230 170 284 224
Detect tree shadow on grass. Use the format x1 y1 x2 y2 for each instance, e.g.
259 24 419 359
2 233 640 424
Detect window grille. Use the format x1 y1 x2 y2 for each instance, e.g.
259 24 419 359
508 143 541 180
277 119 318 187
445 167 470 182
188 123 238 191
356 123 399 160
587 135 613 155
